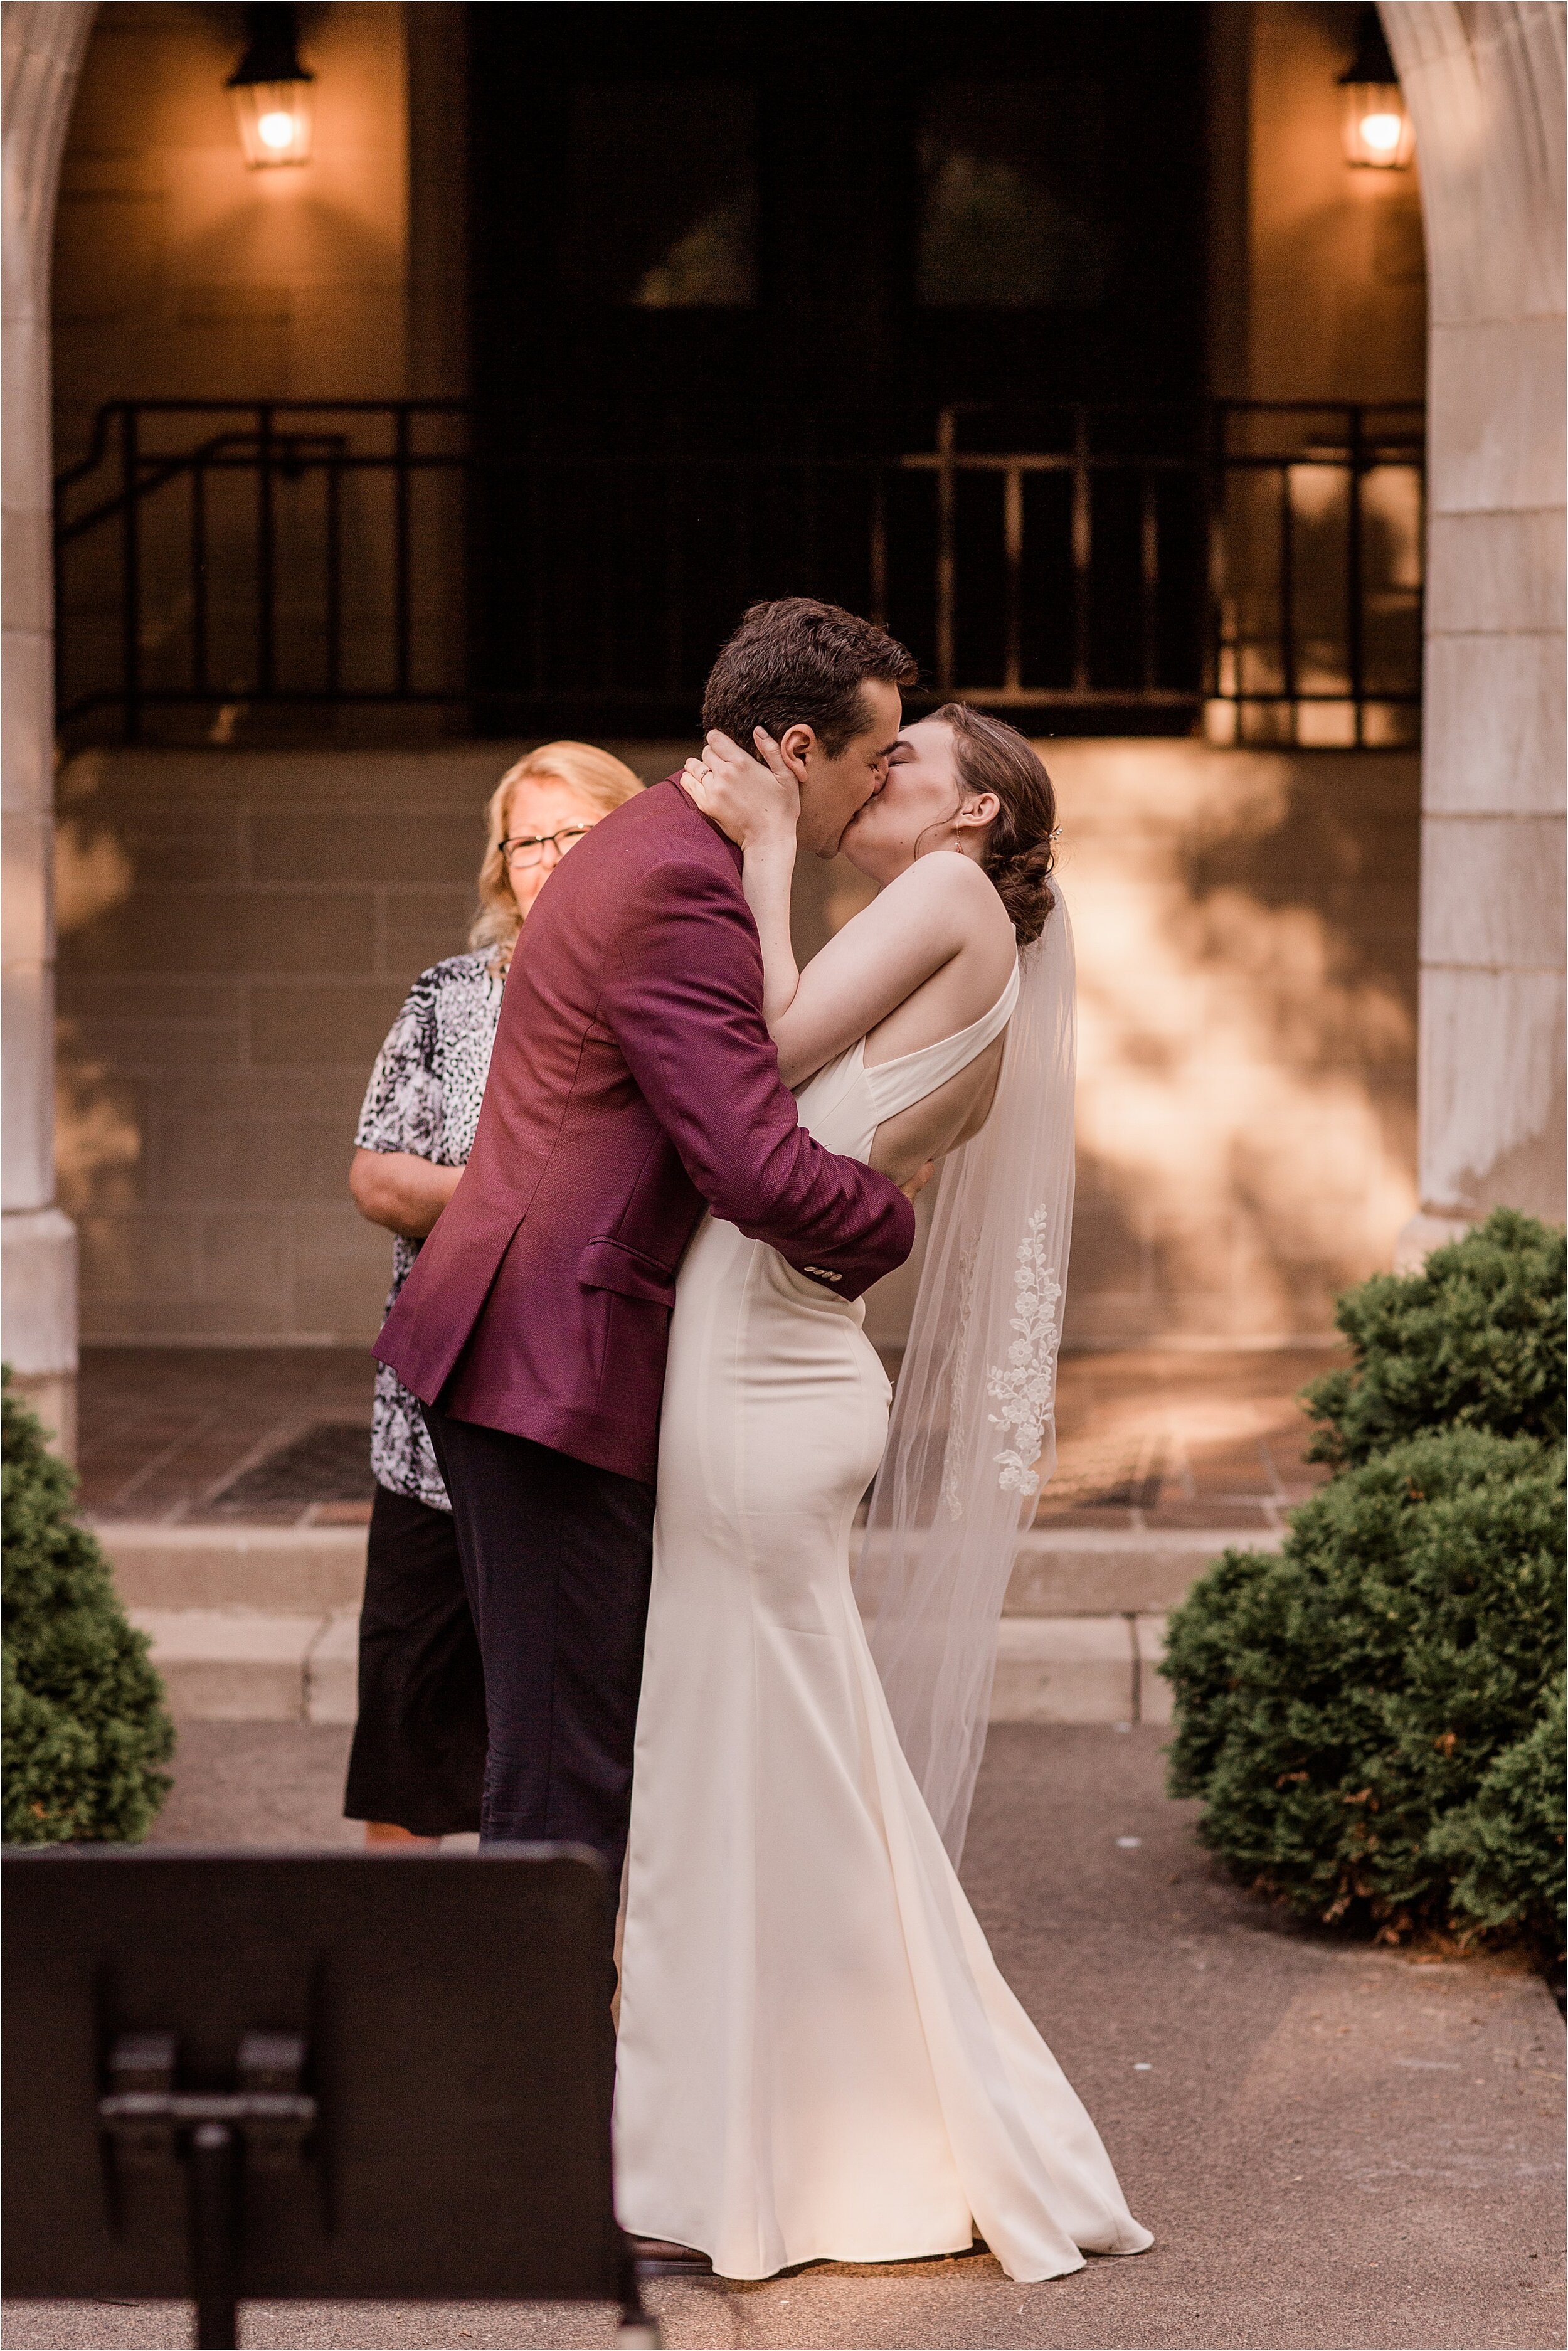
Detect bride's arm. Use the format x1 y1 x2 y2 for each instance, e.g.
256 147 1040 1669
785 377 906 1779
743 829 802 1031
686 732 985 1089
766 863 978 1084
684 730 802 1027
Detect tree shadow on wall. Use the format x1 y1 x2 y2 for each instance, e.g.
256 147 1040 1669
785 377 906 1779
1061 743 1420 1340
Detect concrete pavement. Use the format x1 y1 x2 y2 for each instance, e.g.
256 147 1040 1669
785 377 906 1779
7 1724 1562 2351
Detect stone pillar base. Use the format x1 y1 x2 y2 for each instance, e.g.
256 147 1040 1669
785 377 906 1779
1 1204 80 1460
1393 1210 1473 1276
8 1367 77 1461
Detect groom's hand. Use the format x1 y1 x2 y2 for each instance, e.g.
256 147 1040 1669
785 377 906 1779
899 1160 936 1204
682 728 800 850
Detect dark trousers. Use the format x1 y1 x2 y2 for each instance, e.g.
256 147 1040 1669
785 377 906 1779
420 1403 656 1877
342 1483 487 1839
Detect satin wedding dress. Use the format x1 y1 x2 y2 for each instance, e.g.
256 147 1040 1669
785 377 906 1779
613 965 1152 2283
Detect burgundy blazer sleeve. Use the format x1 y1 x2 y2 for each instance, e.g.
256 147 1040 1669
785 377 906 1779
603 850 915 1299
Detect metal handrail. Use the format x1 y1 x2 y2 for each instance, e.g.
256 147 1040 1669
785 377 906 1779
53 396 1426 744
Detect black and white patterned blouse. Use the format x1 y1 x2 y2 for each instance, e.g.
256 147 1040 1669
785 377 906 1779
356 952 504 1510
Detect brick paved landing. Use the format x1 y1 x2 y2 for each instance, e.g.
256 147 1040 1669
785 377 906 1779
1037 1345 1337 1534
77 1343 1340 1533
78 1347 375 1527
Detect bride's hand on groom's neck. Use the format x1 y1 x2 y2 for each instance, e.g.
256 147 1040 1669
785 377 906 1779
899 1159 936 1204
683 728 800 852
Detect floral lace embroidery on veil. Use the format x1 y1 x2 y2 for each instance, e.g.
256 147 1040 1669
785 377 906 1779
986 1204 1062 1495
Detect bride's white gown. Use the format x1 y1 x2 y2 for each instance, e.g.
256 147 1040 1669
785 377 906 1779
613 972 1152 2283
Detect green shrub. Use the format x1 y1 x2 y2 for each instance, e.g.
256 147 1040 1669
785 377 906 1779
1301 1209 1565 1471
1163 1429 1564 1937
1428 1677 1566 1951
3 1371 173 1845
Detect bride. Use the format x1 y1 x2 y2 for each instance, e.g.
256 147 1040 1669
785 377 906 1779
612 703 1152 2285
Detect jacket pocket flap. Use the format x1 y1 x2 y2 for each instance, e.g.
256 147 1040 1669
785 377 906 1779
576 1237 678 1307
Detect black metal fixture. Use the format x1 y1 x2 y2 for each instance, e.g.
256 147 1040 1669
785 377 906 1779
226 4 315 170
51 395 1428 748
97 2030 316 2350
1338 6 1414 169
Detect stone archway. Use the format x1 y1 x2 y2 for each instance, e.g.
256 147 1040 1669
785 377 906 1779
1380 0 1567 1258
1 1 95 1450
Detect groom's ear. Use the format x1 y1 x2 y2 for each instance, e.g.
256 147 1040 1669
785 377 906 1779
776 723 815 782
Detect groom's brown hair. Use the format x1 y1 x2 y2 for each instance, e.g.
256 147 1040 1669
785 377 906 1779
702 598 917 757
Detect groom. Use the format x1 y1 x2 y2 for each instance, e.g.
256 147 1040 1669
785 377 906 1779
375 597 919 1882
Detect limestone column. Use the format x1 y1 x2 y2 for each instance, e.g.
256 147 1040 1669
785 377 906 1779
2 3 95 1450
1380 1 1567 1260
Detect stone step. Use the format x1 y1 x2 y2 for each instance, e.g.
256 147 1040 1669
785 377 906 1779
130 1606 1173 1729
993 1614 1173 1727
98 1522 369 1611
130 1607 361 1726
1000 1525 1279 1614
100 1519 1278 1617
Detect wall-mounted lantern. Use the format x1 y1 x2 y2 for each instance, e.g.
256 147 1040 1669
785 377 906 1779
227 4 315 169
1338 5 1414 169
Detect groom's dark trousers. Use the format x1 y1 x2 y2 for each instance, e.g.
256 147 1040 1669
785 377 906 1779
421 1404 654 1866
376 778 915 1892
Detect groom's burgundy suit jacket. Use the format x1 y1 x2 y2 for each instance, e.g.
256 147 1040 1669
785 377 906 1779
374 778 915 1485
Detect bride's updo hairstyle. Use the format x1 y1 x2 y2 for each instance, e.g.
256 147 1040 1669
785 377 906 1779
935 703 1059 945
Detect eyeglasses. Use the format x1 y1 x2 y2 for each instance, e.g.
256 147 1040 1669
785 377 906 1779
500 826 592 869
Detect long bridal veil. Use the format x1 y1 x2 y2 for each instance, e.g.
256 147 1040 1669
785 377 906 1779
854 887 1076 1866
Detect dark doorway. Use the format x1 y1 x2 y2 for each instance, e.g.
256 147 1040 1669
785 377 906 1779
467 1 1207 731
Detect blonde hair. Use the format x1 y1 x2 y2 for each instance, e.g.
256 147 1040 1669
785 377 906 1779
470 740 645 963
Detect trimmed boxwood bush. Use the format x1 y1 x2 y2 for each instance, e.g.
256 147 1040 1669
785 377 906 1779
1163 1429 1565 1940
3 1371 173 1845
1428 1677 1566 1948
1301 1207 1565 1471
1165 1213 1567 1952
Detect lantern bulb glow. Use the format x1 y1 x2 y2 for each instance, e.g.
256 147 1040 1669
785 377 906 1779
257 109 295 149
1360 112 1402 153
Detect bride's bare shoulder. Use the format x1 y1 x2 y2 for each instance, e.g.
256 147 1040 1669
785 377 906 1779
876 852 1014 937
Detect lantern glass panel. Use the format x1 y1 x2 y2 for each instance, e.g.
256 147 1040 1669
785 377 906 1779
230 79 314 169
1340 83 1414 169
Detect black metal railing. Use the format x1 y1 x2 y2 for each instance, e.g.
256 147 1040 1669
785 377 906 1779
53 398 1425 745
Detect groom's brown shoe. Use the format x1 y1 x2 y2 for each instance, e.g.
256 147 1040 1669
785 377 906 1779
626 2236 711 2274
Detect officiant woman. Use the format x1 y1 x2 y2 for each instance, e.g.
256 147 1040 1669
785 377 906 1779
344 741 645 1843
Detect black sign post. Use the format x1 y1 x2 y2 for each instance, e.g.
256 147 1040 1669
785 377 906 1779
3 1846 660 2348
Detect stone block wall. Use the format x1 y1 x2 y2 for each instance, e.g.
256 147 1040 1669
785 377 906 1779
52 2 411 458
56 740 1419 1349
55 744 533 1342
1053 741 1419 1340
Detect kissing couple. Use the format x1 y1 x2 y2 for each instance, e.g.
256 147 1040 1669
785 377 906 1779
376 597 1152 2283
